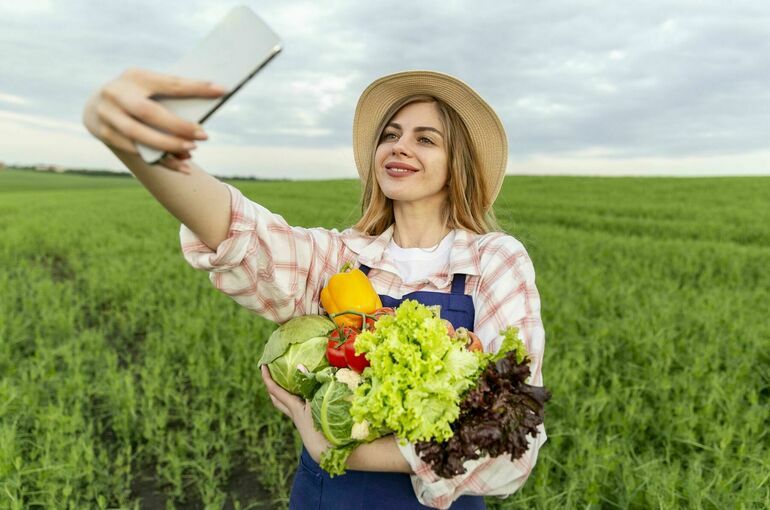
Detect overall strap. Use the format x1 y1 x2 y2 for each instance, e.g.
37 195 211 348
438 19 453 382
449 273 469 312
450 273 467 294
358 263 371 276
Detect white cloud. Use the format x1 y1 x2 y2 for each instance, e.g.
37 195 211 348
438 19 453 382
290 74 355 113
2 0 770 176
0 110 82 133
0 92 29 106
0 0 53 17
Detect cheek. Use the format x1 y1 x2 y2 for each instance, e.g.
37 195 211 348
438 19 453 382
374 144 388 165
432 155 449 181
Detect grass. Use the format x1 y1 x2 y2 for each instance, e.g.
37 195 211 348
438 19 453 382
0 168 768 509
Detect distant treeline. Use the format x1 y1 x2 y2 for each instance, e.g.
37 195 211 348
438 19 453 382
5 165 290 182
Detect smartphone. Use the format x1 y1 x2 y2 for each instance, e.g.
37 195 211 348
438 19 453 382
136 5 281 164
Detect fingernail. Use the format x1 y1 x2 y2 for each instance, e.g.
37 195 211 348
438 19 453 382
210 84 227 93
194 129 207 140
182 141 197 150
180 162 191 173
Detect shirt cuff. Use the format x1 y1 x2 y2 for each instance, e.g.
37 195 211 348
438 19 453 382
179 183 256 271
395 424 548 509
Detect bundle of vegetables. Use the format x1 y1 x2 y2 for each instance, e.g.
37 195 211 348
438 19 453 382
258 264 549 479
317 301 536 476
414 332 551 478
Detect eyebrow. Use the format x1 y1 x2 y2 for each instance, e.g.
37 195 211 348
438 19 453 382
387 122 444 138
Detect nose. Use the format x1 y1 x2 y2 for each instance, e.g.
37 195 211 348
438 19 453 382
391 135 412 156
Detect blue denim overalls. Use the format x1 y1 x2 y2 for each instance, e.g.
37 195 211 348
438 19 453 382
288 264 486 510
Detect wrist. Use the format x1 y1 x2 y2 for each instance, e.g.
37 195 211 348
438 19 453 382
298 421 331 462
345 435 412 473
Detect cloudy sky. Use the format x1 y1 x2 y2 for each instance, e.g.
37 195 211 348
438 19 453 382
2 0 770 179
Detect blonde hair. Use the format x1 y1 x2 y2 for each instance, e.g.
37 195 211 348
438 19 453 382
353 95 500 236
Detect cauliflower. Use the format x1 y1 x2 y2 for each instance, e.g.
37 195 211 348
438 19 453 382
351 420 371 441
335 367 362 391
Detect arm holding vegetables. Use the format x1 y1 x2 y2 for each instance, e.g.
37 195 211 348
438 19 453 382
345 437 411 473
261 366 411 473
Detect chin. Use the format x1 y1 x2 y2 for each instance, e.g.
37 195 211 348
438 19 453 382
382 191 410 202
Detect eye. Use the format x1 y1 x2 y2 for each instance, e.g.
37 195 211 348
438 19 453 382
419 136 435 145
380 131 398 142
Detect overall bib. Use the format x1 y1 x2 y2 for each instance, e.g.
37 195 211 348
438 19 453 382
288 264 486 510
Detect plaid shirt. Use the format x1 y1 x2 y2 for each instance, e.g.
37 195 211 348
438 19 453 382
180 184 547 509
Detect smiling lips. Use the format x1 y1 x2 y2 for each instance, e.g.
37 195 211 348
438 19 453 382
385 161 418 177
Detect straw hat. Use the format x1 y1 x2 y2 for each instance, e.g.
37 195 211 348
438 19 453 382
352 70 508 210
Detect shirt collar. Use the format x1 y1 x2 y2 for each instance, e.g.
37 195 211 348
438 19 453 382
342 226 482 287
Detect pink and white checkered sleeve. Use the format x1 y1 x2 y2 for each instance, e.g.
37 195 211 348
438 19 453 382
179 183 345 324
475 234 545 386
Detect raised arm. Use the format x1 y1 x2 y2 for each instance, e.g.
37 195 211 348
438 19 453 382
82 68 231 250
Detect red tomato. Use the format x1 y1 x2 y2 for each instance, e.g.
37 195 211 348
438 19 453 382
343 335 370 373
364 307 396 331
326 328 354 368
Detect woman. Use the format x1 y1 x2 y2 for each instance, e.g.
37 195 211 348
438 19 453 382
83 69 547 509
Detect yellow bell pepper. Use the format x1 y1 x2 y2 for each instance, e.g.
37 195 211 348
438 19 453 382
320 262 382 329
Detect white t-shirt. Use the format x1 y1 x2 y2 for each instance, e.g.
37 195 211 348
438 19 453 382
386 230 456 284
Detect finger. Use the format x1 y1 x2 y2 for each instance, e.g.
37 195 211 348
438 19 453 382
99 97 199 154
172 151 192 160
261 365 289 398
262 365 291 401
131 68 229 98
269 395 292 417
262 366 304 409
261 365 284 397
121 94 210 141
94 120 140 154
102 78 211 143
273 392 305 415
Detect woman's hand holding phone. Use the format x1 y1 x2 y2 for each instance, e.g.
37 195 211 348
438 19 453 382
82 68 226 173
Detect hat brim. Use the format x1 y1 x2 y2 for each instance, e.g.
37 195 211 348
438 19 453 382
352 70 508 210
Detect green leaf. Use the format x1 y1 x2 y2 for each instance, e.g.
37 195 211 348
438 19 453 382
267 336 329 398
319 442 359 477
258 315 336 365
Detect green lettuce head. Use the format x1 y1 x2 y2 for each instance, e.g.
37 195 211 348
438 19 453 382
258 315 336 399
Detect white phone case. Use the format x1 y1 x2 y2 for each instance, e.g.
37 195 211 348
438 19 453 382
136 5 281 164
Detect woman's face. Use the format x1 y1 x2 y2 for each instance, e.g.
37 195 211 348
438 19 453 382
374 101 449 208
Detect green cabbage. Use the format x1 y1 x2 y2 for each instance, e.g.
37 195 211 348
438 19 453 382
312 368 383 477
258 315 336 399
312 369 358 477
311 369 356 447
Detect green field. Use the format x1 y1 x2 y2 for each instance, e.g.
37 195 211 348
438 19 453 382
1 168 768 509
